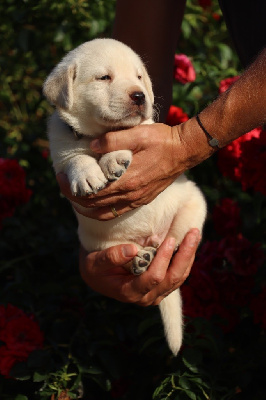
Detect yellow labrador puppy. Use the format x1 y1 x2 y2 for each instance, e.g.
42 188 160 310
43 38 206 355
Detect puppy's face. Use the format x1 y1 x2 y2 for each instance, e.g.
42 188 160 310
44 39 154 136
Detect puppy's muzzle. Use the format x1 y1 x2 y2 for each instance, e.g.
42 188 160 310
130 91 145 106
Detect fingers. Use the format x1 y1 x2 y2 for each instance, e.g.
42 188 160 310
79 243 138 285
90 126 141 154
80 243 138 271
73 202 136 221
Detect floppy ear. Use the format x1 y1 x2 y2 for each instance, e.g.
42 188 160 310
43 63 77 110
142 65 154 105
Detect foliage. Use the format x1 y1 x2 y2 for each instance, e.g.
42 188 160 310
1 0 266 399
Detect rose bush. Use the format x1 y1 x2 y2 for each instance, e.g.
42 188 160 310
1 0 265 399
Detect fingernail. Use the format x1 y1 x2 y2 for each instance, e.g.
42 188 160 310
122 245 138 258
90 139 101 152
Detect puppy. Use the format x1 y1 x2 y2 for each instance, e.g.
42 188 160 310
43 38 207 355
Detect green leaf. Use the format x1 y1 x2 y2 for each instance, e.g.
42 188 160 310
179 376 192 390
182 357 199 374
33 371 47 382
184 390 197 400
182 348 203 373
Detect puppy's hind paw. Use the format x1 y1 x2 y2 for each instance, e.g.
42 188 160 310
131 247 157 275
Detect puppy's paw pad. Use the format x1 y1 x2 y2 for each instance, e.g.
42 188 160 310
131 247 157 275
99 151 132 182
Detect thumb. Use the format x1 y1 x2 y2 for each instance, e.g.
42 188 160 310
80 243 139 272
90 127 138 154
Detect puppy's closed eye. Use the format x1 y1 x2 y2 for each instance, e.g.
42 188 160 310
97 75 111 81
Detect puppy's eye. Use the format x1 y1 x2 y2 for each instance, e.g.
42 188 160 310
98 75 111 81
138 75 142 80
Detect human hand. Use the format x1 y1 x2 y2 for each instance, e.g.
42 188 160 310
79 228 201 306
57 123 189 220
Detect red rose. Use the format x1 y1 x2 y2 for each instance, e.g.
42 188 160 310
166 105 189 126
217 127 266 195
239 129 266 195
0 304 44 378
0 315 44 355
0 346 27 378
174 54 196 84
219 76 239 94
212 198 241 236
217 127 261 183
0 158 32 228
212 12 221 21
41 149 49 159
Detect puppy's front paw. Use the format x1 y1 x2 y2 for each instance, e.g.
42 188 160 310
68 167 108 196
99 150 132 182
131 247 157 275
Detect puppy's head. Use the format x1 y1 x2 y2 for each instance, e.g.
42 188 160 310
43 39 154 136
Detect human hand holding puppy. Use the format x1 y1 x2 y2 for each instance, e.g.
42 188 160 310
57 119 213 220
79 228 201 306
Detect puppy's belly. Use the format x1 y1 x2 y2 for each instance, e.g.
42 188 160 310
75 176 203 253
75 189 177 253
75 208 173 253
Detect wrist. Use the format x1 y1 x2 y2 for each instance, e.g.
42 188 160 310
171 117 216 173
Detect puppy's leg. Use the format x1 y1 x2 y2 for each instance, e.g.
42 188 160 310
99 150 132 181
167 191 206 248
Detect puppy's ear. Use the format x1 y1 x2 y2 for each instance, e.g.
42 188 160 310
142 66 154 105
43 63 77 110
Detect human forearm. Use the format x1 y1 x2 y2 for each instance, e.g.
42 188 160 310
176 48 266 171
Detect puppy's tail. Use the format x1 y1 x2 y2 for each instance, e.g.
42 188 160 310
159 289 183 356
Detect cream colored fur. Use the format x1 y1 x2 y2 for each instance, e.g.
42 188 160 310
43 38 207 355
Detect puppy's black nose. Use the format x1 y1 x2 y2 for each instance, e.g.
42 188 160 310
130 91 145 105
